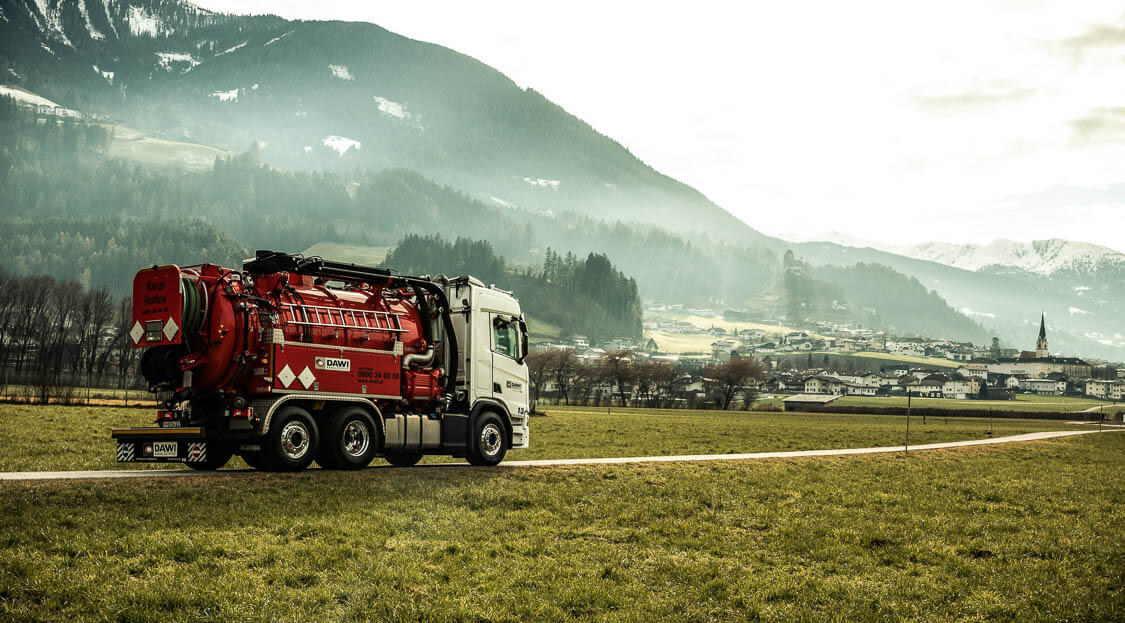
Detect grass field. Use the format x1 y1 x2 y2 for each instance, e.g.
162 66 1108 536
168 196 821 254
0 431 1121 621
0 383 151 403
0 404 1080 473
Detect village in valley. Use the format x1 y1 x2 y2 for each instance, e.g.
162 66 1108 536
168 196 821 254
531 305 1124 409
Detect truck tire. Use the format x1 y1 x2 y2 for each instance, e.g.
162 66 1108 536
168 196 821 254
467 412 507 466
185 443 233 470
316 406 379 470
260 406 319 472
384 450 423 467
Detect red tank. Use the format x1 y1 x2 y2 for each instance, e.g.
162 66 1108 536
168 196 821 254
132 262 443 408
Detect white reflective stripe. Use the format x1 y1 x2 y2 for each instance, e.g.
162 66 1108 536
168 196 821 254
130 321 144 344
298 366 316 389
163 316 179 341
277 364 296 388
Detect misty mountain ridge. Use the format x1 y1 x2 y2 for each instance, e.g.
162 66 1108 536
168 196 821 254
0 0 764 244
780 231 1125 279
2 0 1123 360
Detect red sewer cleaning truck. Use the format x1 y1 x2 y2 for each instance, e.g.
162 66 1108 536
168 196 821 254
112 250 530 471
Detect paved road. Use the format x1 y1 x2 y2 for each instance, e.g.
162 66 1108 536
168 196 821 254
0 429 1115 483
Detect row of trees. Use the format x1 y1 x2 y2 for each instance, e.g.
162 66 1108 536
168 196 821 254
0 272 140 401
525 350 764 411
381 234 508 286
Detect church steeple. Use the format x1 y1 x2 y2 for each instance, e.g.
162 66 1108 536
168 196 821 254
1035 313 1049 358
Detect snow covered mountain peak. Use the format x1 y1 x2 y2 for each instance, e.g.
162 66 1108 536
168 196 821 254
905 238 1125 276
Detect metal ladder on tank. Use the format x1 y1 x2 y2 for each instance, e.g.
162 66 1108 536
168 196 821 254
282 303 406 333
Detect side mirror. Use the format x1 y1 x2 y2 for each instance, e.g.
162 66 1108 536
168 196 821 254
517 318 529 364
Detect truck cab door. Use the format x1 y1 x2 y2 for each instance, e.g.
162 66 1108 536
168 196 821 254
488 313 530 447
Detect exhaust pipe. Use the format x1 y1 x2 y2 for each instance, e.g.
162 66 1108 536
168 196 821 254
402 346 435 369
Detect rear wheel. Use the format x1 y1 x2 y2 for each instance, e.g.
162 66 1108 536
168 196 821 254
316 406 379 470
260 406 319 472
467 412 507 466
185 442 232 470
384 450 423 467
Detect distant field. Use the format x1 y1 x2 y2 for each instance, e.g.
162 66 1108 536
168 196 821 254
524 317 561 341
103 124 229 172
833 394 1124 415
650 312 820 338
644 330 720 354
809 350 961 368
1 430 1120 621
0 403 1077 473
301 242 392 266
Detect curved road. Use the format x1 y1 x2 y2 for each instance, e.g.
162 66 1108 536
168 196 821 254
0 429 1115 482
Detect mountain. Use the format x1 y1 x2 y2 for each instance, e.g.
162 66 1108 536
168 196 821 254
903 239 1125 278
0 0 766 243
783 240 1125 360
786 233 1125 281
1 0 1121 361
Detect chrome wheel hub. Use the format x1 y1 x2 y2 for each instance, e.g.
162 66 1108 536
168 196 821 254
480 422 503 457
342 420 370 458
280 421 310 460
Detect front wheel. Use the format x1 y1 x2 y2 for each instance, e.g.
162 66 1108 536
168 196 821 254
260 406 319 472
467 412 507 466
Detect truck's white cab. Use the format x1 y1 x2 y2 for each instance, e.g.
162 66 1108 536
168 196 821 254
446 277 530 449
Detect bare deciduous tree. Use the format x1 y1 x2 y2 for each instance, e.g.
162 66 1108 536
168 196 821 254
704 356 764 410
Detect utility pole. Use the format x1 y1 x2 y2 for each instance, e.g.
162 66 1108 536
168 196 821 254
905 390 911 453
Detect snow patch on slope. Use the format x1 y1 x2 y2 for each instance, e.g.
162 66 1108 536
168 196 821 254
101 0 118 38
265 31 293 46
322 135 361 155
209 89 239 102
128 6 164 37
77 0 104 40
373 96 410 120
31 0 74 47
329 65 353 80
156 52 200 72
215 41 248 56
92 65 114 84
0 85 80 117
523 177 560 189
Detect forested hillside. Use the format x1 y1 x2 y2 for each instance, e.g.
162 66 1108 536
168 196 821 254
813 263 991 342
383 234 642 342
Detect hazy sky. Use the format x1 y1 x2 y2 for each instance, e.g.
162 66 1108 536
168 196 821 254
195 1 1125 252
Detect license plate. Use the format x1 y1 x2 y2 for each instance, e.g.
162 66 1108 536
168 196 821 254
153 441 178 458
159 420 181 428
